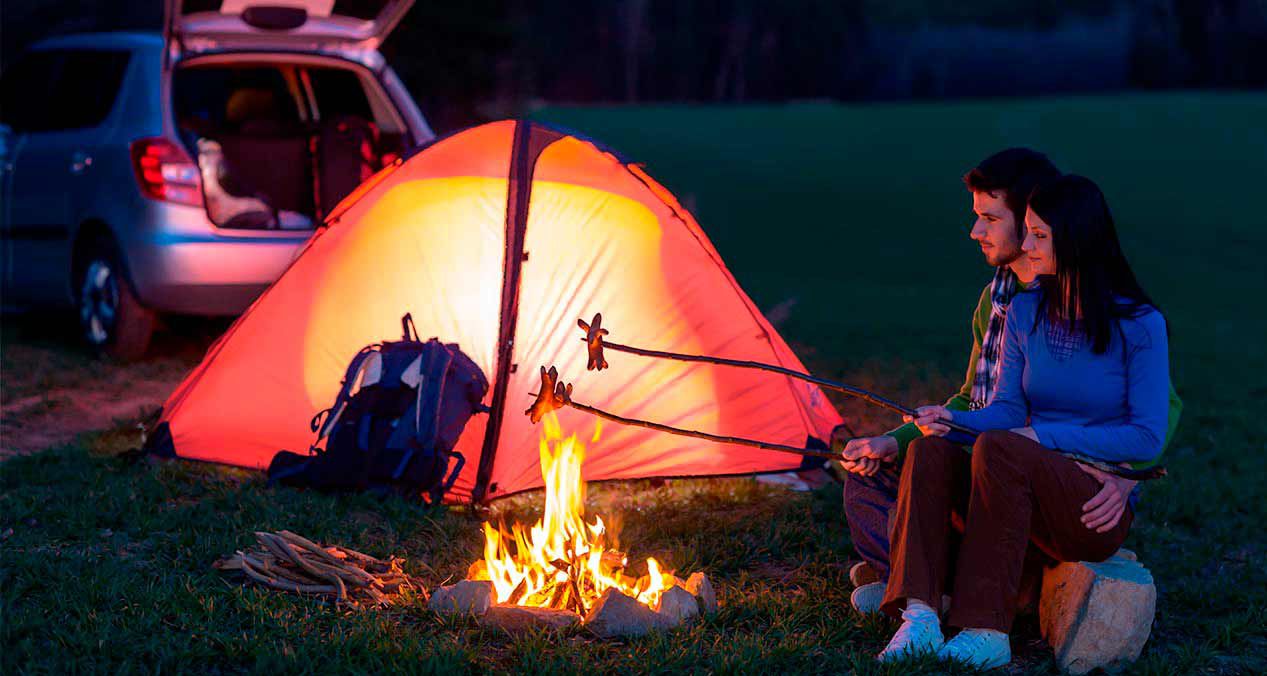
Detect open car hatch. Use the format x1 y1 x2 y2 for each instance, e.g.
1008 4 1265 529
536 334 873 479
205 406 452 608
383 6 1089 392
165 0 414 56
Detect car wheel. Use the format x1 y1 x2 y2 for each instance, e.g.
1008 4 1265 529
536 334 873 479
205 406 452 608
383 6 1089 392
77 245 155 361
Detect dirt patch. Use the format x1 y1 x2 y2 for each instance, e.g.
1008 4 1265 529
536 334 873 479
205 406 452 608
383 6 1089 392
1 311 225 461
1 380 176 459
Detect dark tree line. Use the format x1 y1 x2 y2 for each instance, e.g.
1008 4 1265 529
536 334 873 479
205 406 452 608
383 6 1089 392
4 0 1265 133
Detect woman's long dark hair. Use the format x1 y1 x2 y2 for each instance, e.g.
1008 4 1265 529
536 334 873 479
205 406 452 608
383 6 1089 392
1027 175 1159 354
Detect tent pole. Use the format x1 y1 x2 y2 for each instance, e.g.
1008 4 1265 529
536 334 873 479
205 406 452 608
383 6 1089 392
472 122 569 503
471 121 535 504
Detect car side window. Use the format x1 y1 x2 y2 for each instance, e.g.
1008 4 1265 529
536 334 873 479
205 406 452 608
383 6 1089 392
0 49 131 132
0 51 62 132
54 50 132 130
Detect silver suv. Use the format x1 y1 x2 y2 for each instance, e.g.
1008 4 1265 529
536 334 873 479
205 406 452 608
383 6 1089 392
0 0 433 358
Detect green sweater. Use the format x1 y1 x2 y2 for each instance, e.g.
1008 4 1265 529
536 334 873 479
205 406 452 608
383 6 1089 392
884 285 1183 467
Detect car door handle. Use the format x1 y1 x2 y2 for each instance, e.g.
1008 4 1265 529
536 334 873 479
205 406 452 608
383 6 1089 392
70 151 93 175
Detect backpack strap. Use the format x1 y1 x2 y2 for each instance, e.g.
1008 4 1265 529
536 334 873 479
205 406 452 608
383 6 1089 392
428 451 465 505
317 344 381 440
402 312 420 342
390 341 454 480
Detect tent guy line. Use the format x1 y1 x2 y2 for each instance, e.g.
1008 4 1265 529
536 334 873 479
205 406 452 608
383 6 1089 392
573 314 1167 482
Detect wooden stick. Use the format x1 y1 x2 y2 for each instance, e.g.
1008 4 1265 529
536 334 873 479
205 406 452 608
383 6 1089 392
278 530 349 568
240 557 338 595
574 315 1167 481
567 399 838 459
596 337 981 437
260 533 344 589
333 546 389 570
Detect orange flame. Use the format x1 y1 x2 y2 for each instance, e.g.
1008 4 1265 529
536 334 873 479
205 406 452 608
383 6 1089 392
474 414 676 613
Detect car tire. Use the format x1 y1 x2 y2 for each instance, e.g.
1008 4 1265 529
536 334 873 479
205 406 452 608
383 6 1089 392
76 241 155 361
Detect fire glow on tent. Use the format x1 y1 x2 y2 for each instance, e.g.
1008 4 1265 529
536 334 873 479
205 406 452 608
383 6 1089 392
146 120 842 503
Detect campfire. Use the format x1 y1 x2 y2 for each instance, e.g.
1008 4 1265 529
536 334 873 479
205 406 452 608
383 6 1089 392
472 415 674 613
430 414 716 636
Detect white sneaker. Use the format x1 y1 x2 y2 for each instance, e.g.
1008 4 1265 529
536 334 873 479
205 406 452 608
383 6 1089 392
937 628 1011 670
850 582 885 615
878 603 943 662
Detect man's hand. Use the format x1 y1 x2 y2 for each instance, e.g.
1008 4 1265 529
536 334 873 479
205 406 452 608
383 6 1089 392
904 405 952 437
840 436 899 476
843 435 898 462
1078 463 1136 533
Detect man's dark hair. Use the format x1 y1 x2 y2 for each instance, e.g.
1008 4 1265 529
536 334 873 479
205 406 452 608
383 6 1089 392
963 148 1061 236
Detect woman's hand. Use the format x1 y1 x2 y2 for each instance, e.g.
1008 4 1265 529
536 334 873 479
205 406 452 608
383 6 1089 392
1078 464 1136 533
904 405 952 437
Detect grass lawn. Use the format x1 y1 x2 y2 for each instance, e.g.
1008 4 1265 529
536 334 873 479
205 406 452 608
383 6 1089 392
4 92 1266 673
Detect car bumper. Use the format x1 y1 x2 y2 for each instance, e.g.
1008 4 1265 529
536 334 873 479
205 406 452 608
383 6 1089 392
124 202 313 315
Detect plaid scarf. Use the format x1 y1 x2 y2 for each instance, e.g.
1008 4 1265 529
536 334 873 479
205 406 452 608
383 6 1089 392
970 267 1020 410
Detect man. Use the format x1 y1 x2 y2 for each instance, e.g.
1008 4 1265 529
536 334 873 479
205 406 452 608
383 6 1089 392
833 148 1183 615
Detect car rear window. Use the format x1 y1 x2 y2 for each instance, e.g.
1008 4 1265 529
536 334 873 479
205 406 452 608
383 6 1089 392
308 68 373 121
0 49 131 132
174 65 303 135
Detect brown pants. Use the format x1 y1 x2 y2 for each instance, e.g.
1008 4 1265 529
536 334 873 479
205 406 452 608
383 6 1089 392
881 430 1133 632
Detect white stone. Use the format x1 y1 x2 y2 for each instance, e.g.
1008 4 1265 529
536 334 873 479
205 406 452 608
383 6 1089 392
655 585 700 625
584 588 666 638
428 579 493 616
1040 556 1156 674
684 572 718 614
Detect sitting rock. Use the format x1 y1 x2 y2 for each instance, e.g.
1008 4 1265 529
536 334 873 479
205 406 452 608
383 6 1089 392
1039 550 1156 674
429 579 493 616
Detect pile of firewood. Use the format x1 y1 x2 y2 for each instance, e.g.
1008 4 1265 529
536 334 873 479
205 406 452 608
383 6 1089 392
214 530 424 607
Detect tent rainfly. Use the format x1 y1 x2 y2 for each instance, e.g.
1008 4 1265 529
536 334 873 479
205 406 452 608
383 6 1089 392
146 120 842 503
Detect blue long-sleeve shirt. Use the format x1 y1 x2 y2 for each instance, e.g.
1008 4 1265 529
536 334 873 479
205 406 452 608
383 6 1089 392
950 290 1171 464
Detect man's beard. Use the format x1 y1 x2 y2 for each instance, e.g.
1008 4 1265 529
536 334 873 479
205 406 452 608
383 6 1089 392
986 243 1024 267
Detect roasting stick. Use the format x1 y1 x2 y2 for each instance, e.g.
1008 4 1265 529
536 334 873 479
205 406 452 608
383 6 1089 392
526 365 837 460
577 313 978 438
571 313 1166 482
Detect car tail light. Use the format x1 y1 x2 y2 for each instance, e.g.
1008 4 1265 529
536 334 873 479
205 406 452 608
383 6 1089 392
130 137 203 206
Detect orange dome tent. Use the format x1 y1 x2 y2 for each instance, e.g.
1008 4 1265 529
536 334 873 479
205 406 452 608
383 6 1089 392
147 120 841 503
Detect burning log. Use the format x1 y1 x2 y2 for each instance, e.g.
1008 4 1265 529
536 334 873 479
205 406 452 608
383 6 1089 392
212 530 422 607
483 605 583 634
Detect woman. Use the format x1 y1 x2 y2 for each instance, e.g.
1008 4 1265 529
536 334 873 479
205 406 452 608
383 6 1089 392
877 175 1173 669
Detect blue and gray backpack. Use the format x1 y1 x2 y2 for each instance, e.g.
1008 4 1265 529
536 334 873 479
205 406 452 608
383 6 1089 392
267 314 489 503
